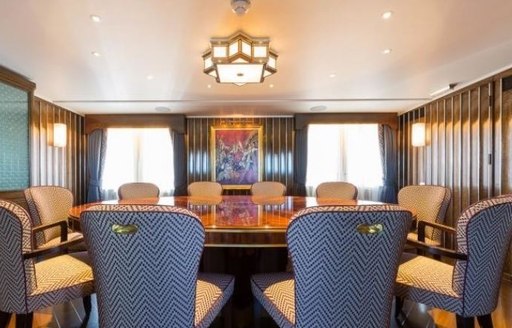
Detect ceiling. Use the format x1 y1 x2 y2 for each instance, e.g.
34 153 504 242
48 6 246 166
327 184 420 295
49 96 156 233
1 0 512 116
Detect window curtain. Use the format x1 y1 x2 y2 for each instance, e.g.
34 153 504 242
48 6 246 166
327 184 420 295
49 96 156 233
378 124 398 203
293 127 308 196
87 129 108 202
171 129 187 196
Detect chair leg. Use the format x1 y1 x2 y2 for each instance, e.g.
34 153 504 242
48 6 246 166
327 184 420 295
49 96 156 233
15 313 33 328
83 295 92 318
456 315 474 328
477 314 493 328
394 297 404 318
0 311 12 328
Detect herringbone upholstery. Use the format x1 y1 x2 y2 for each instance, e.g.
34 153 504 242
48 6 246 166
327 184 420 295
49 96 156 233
251 181 286 196
395 195 512 317
24 186 83 248
398 185 451 243
252 205 412 327
81 204 234 328
118 182 160 200
0 200 94 314
315 181 358 199
188 181 223 197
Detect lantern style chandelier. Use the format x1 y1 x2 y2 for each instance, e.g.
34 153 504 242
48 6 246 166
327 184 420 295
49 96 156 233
202 31 278 86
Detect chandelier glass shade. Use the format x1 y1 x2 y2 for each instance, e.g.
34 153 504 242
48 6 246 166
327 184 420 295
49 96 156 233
203 31 278 86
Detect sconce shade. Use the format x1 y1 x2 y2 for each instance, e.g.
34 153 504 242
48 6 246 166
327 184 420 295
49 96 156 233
411 123 426 147
54 123 67 147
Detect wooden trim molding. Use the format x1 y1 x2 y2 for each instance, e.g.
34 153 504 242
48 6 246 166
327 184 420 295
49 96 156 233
0 65 36 92
85 114 186 134
295 113 398 130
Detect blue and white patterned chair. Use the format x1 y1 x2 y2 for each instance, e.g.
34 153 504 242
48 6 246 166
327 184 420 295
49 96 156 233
251 205 412 327
315 181 358 199
118 182 160 200
395 195 512 328
81 204 234 328
251 181 287 196
0 200 94 328
24 186 83 248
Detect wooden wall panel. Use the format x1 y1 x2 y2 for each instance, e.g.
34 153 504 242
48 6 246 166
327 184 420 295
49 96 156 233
31 98 86 205
187 117 295 195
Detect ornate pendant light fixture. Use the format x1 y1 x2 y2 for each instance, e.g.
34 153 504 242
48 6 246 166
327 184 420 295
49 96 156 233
202 31 278 86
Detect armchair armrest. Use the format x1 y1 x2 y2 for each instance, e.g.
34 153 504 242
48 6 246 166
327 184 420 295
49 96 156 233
417 221 456 243
406 239 467 260
23 237 85 260
32 220 69 243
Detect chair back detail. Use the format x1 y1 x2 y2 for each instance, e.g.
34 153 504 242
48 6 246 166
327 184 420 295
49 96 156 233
287 205 412 327
251 181 286 196
315 181 358 200
187 181 223 196
118 182 160 200
81 204 205 327
452 195 512 316
0 200 37 313
24 186 74 244
398 185 451 241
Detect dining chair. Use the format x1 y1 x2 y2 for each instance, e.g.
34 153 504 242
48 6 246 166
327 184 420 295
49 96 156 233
188 181 223 196
251 181 286 196
395 195 512 328
24 186 83 248
398 185 451 246
251 205 412 327
0 200 94 328
118 182 160 200
81 204 234 328
315 181 358 199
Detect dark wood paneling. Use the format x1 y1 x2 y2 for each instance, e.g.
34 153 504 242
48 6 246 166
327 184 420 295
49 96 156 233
187 117 295 195
85 114 186 134
295 112 398 130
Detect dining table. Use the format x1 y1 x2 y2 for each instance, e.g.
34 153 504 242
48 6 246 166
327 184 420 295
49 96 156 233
68 195 385 248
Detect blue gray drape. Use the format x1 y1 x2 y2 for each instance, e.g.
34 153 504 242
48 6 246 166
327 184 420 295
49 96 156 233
87 129 108 202
293 126 308 196
378 124 398 203
172 130 187 196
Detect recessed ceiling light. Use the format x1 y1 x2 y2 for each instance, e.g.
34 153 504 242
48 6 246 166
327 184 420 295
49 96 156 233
329 73 336 78
90 15 102 23
207 84 212 89
146 75 154 80
382 11 393 20
269 84 274 88
155 106 171 113
91 51 101 57
310 105 327 112
382 48 392 55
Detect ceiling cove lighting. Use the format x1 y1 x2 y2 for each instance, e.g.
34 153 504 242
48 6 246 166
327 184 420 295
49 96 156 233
202 31 278 86
411 122 426 147
430 83 457 97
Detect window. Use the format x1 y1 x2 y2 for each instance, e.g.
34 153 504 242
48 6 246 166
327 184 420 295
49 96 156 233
102 128 174 199
306 124 383 200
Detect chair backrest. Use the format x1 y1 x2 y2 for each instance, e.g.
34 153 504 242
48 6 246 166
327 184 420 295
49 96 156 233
397 185 451 241
187 181 223 196
315 181 358 200
452 195 512 317
0 200 37 313
81 204 205 328
287 205 412 327
250 181 286 196
118 182 160 200
24 186 74 243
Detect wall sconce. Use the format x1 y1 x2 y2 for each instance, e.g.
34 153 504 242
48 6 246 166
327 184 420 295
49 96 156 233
53 123 67 147
411 122 426 147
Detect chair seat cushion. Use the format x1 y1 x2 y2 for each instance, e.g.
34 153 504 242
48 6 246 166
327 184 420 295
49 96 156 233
40 231 84 248
195 273 235 328
407 232 441 246
251 272 295 328
395 253 461 313
28 252 94 312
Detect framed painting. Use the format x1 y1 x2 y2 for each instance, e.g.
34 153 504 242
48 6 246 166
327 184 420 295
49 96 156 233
211 126 263 189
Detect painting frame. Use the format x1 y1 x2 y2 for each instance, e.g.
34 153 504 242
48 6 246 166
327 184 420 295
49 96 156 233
210 125 263 190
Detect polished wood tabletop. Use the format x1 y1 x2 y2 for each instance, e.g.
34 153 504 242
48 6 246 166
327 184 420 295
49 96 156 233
69 195 383 247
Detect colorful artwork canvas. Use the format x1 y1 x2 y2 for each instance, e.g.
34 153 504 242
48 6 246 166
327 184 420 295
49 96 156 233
211 126 263 189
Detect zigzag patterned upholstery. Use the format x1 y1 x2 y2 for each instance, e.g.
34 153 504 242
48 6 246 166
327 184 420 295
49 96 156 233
252 205 412 327
251 181 287 196
24 186 83 248
315 181 358 199
395 195 512 320
0 200 94 315
398 185 451 244
81 204 234 328
118 182 160 200
188 181 223 196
